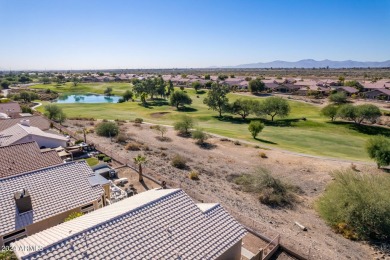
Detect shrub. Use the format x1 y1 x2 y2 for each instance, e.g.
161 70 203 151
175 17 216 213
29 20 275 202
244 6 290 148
321 104 339 121
97 154 105 160
248 120 265 139
259 152 267 158
316 170 390 241
234 168 300 207
75 139 84 145
191 129 208 144
174 115 194 135
171 154 187 169
233 140 241 145
189 171 200 180
134 118 143 124
125 142 142 151
329 92 348 104
366 135 390 168
96 121 119 137
103 157 112 163
116 133 127 143
64 212 84 222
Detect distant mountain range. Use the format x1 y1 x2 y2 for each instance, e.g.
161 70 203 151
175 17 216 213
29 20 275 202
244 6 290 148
216 59 390 69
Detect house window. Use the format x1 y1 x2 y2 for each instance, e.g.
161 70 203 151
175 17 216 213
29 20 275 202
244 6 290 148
81 203 94 214
3 229 27 246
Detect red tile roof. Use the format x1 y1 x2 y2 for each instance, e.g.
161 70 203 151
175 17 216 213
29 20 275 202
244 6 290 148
0 115 50 132
0 141 63 178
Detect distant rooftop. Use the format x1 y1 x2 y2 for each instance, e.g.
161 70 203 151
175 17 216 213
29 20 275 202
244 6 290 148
13 189 246 260
0 161 104 237
0 141 63 178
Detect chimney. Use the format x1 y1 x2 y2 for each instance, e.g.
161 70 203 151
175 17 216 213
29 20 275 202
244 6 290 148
20 119 30 127
14 189 33 214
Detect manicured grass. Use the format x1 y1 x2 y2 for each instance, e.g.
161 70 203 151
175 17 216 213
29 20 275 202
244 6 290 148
85 157 99 166
35 83 390 161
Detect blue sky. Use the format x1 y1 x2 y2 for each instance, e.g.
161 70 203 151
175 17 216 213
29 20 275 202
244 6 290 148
0 0 389 69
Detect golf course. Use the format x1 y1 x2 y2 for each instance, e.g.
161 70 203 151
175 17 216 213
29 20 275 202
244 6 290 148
32 82 390 161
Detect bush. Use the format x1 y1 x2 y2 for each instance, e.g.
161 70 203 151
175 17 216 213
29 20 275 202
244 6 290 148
316 170 390 241
96 121 119 137
189 171 200 180
259 152 267 158
116 133 127 143
191 129 208 144
234 168 300 207
321 104 339 121
134 118 143 124
97 154 105 160
64 212 84 222
248 120 265 139
329 92 348 104
171 154 187 169
125 142 142 151
366 135 390 168
174 115 194 135
103 157 112 163
75 139 84 145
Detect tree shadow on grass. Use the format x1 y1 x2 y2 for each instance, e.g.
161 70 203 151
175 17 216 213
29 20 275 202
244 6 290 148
216 115 302 127
147 99 169 106
330 121 390 137
177 106 198 112
196 90 206 95
254 137 277 145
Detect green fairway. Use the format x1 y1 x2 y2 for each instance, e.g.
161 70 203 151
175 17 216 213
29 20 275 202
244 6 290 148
35 83 390 161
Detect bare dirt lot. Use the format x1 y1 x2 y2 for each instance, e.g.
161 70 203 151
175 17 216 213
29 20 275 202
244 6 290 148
66 119 386 260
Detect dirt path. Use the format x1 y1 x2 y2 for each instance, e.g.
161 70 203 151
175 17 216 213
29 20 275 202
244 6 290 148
65 119 382 260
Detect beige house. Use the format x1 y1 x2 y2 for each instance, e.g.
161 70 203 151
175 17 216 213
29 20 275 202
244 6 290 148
13 188 246 259
0 161 107 246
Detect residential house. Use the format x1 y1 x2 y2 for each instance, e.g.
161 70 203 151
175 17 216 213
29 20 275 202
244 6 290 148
0 141 63 178
0 161 106 246
0 120 68 148
361 80 390 92
364 88 390 101
13 188 246 260
336 86 359 96
0 102 22 118
0 116 50 132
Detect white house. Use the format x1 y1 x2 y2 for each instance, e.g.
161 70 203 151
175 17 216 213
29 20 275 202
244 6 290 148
0 120 68 148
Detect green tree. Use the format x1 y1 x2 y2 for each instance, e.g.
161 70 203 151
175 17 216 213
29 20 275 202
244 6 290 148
153 125 168 138
248 120 265 138
329 92 348 104
366 136 390 168
192 81 202 93
354 104 382 124
134 154 147 182
95 121 119 138
140 92 148 106
44 104 66 122
104 87 113 96
18 75 31 83
42 77 51 84
204 74 211 80
166 80 174 96
248 78 265 93
257 97 290 121
230 99 258 119
192 129 208 144
174 115 194 135
169 91 192 110
1 80 10 89
203 82 230 117
72 77 80 86
123 90 133 101
56 74 65 84
155 77 166 98
321 104 339 121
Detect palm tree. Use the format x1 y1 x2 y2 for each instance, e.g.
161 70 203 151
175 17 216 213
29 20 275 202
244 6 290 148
133 154 147 182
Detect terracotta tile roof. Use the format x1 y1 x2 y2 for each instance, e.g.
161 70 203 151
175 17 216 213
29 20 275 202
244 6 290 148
0 161 104 237
0 141 63 178
14 189 246 260
0 116 50 132
338 86 359 94
0 123 67 147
